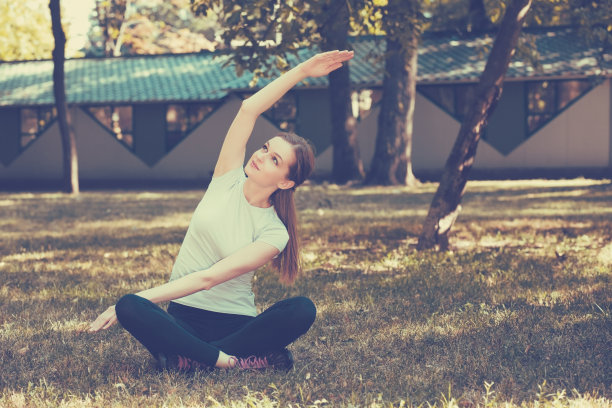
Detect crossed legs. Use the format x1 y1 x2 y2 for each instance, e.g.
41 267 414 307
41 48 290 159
114 294 316 368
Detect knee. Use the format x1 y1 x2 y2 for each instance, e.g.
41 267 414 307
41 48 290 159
291 296 317 330
115 293 141 323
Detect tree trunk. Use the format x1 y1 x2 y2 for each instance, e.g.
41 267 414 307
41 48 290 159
417 0 532 250
366 0 419 186
467 0 492 31
320 0 364 184
50 0 79 194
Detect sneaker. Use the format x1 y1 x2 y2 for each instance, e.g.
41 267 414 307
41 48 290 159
266 348 294 371
230 348 294 371
156 352 208 372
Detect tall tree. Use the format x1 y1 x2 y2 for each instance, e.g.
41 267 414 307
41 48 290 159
49 0 79 193
319 0 365 183
417 0 532 250
365 0 422 186
191 0 365 183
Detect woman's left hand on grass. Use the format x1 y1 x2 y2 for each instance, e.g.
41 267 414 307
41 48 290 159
88 305 117 332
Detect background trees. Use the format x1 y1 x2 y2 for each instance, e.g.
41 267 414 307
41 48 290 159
3 0 607 194
416 0 610 250
87 0 219 57
364 0 422 186
0 0 54 61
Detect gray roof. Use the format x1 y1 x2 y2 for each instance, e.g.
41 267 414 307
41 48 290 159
0 27 609 107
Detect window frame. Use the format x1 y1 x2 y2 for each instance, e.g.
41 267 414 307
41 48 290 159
19 106 58 151
84 104 135 151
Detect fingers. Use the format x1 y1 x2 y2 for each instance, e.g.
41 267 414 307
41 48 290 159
320 50 354 63
88 307 117 332
88 318 104 332
101 317 116 330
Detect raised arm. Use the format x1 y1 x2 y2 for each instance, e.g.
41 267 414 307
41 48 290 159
213 50 354 177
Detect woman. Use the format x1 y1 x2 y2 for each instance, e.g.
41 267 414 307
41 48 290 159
88 50 355 371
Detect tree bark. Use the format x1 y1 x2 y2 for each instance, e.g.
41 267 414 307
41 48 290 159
50 0 79 194
320 0 364 184
366 0 419 186
417 0 532 250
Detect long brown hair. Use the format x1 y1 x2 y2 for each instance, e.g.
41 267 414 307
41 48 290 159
270 132 315 284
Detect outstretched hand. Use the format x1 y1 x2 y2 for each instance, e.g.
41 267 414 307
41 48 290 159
299 50 354 78
88 305 117 332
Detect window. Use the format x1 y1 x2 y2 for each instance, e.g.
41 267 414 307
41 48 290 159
241 92 297 132
166 103 217 150
420 78 596 138
418 79 598 156
87 106 134 148
526 79 594 134
21 107 57 149
418 84 479 122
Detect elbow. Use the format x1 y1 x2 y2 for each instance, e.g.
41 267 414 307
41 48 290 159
199 275 215 291
240 99 260 117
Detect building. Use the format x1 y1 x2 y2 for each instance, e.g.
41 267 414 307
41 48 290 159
0 27 610 188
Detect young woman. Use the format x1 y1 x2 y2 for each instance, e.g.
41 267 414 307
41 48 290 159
88 50 355 371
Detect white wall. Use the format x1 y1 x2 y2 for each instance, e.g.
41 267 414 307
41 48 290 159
0 121 63 181
474 79 610 169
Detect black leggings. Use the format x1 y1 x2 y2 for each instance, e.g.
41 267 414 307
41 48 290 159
115 294 316 367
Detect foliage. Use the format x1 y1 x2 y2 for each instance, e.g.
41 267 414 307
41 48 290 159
189 0 381 79
90 0 129 56
0 179 610 406
0 0 54 61
87 0 220 57
189 0 311 78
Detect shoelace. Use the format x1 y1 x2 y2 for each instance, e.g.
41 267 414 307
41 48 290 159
176 355 192 370
231 355 269 370
176 355 205 371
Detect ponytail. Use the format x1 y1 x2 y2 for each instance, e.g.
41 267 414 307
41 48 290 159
271 188 300 283
270 132 315 284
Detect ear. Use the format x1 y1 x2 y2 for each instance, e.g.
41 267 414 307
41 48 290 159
277 179 295 190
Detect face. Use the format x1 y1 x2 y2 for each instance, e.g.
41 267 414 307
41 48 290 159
245 136 297 190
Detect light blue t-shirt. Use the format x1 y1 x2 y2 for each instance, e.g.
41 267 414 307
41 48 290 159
169 167 289 316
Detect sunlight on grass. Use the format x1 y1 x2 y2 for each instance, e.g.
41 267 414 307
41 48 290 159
0 179 610 407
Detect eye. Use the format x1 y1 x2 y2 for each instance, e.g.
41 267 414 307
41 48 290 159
272 157 278 165
262 144 268 152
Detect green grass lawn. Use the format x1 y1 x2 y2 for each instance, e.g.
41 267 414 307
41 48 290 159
0 179 610 407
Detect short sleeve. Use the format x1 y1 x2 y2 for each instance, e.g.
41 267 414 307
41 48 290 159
208 166 244 190
256 222 289 253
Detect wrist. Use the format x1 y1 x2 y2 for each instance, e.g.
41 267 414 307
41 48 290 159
293 63 309 80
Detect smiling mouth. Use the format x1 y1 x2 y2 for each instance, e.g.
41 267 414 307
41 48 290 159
251 160 260 171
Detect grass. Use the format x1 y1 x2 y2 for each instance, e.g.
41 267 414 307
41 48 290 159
0 178 610 407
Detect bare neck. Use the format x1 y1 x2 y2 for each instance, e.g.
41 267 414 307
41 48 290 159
243 178 276 208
